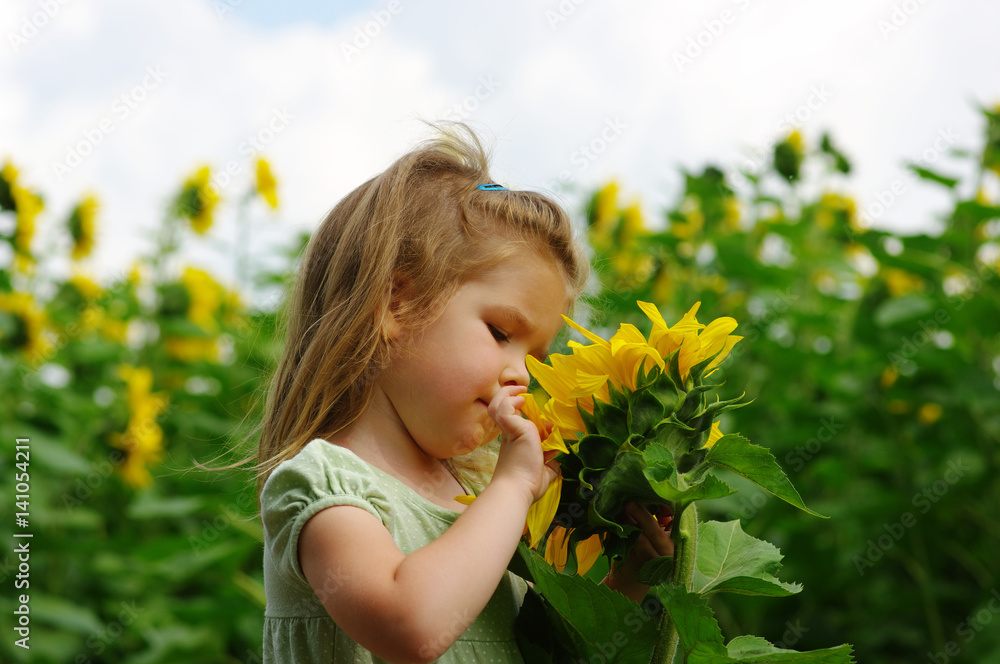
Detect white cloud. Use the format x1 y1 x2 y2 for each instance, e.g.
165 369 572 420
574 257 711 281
1 0 998 291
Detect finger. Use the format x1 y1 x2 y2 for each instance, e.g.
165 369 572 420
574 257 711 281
627 504 674 554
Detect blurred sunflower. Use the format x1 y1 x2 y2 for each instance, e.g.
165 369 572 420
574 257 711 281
255 157 279 209
68 194 99 260
0 291 53 364
174 166 219 234
110 365 169 488
774 130 805 182
0 160 44 272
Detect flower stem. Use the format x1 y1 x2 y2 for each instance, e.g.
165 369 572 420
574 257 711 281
651 502 698 664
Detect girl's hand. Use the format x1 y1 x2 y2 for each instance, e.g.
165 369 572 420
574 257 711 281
604 502 674 602
488 385 557 502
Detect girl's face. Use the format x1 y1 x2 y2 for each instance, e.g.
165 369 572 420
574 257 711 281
380 252 571 459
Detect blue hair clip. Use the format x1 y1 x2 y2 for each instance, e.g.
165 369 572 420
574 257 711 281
476 183 508 191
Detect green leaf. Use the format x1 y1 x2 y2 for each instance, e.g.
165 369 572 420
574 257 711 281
514 543 660 663
873 294 934 328
657 585 727 658
907 164 959 188
704 435 827 518
576 434 619 471
593 444 663 524
628 389 664 436
593 399 630 441
645 472 736 509
689 635 856 663
692 520 802 597
637 555 674 585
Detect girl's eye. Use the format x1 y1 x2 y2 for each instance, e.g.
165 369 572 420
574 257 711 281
488 324 509 343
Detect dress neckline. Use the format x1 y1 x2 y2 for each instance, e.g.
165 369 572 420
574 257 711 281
321 440 467 520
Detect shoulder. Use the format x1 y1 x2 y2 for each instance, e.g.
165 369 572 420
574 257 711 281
260 440 393 569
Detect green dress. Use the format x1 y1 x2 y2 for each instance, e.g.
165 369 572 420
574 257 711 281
261 439 527 663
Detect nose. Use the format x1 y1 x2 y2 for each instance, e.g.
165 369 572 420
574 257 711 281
500 355 530 388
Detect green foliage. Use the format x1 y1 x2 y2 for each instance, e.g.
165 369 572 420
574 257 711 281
0 163 283 663
581 103 1000 661
1 102 999 662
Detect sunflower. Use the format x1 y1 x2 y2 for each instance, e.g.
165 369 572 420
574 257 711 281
174 166 219 234
0 291 53 364
110 366 169 488
68 194 99 260
1 162 44 272
255 158 278 209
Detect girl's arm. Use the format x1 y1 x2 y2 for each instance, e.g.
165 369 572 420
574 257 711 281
299 385 551 664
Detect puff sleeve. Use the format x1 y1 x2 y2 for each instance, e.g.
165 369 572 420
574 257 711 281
260 439 394 590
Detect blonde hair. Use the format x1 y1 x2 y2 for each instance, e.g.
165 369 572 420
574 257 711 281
256 124 589 494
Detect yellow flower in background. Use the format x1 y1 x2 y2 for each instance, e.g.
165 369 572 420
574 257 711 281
589 181 619 251
786 130 805 157
255 158 279 209
880 366 899 389
917 403 943 426
2 165 45 273
0 160 19 212
176 166 219 234
165 336 219 363
671 198 704 239
0 291 54 364
111 365 169 488
882 267 924 297
68 273 103 300
68 194 99 260
722 195 741 231
181 266 224 333
816 192 857 230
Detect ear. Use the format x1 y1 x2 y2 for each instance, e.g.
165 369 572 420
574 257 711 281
383 273 410 342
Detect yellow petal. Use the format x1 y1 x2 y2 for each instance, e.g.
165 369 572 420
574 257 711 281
453 494 477 506
704 334 743 376
544 525 571 572
704 421 723 448
541 426 569 455
574 533 603 575
526 473 562 548
562 315 610 348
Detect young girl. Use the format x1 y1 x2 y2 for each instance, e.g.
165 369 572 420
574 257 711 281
257 125 673 663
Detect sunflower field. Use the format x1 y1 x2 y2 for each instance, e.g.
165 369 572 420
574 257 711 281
1 105 999 663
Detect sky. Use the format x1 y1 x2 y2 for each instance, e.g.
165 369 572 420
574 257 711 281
2 0 999 301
